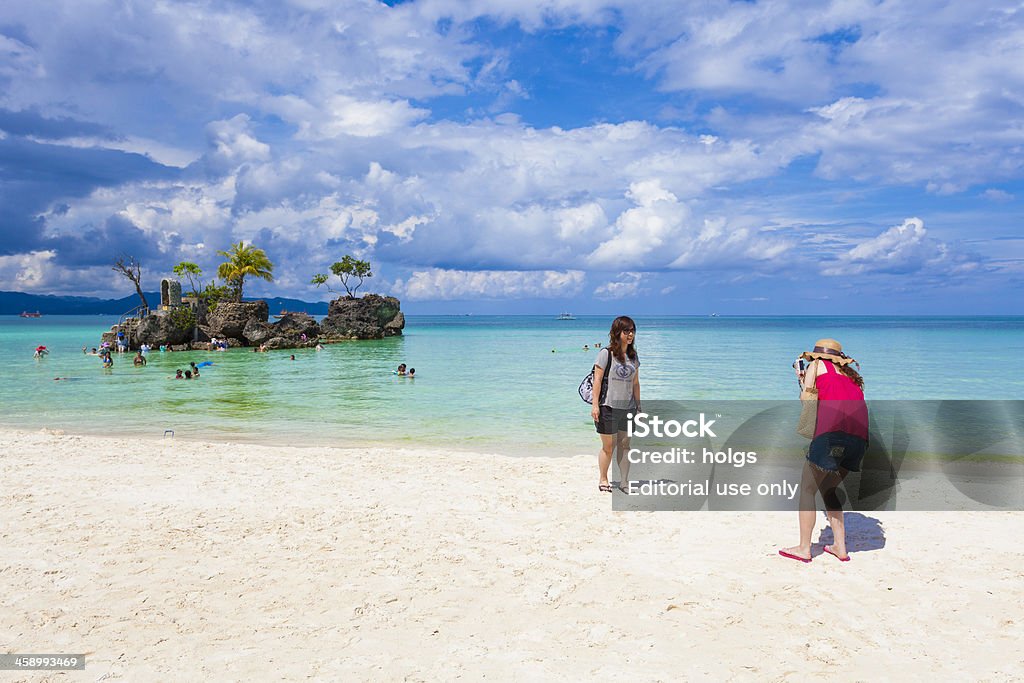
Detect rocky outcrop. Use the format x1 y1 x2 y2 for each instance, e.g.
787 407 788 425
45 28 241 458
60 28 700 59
263 336 304 350
320 294 404 340
242 319 274 345
133 311 195 347
384 311 405 335
272 312 320 339
240 312 320 348
202 301 269 340
101 295 403 351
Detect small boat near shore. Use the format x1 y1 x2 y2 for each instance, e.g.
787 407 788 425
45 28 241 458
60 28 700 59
273 310 307 319
20 311 42 318
557 312 576 320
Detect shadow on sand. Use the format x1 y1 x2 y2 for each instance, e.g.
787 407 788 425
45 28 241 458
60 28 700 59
816 512 886 555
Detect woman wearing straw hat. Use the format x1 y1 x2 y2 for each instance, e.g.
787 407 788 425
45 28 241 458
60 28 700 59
779 338 868 563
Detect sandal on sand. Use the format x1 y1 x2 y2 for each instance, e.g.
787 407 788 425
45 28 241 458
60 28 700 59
823 545 851 562
778 550 812 563
599 484 613 493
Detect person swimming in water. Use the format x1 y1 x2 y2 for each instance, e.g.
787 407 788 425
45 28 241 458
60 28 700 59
134 351 147 366
396 363 407 376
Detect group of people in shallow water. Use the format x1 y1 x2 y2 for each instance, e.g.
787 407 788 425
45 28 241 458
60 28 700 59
591 316 867 564
45 338 417 389
168 362 204 380
78 344 143 369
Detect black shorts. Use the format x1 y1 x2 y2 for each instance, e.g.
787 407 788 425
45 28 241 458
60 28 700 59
595 405 632 435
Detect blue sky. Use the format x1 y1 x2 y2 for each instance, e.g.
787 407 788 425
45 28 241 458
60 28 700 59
0 0 1022 314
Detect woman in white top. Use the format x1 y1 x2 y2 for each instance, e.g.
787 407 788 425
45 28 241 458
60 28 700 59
591 316 641 493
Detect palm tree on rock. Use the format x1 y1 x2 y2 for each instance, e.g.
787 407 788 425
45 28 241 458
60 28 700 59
216 241 274 302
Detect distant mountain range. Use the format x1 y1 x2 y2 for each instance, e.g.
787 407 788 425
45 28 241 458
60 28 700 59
0 290 331 315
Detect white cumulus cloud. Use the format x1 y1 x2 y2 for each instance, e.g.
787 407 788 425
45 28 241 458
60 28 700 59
392 268 586 300
588 180 689 268
668 217 792 269
205 114 270 169
314 96 430 139
0 250 56 290
822 217 976 276
594 272 643 299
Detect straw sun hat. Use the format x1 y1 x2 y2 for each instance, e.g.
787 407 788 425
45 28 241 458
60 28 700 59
799 338 857 366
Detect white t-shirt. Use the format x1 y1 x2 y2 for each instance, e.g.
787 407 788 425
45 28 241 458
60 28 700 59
595 347 639 409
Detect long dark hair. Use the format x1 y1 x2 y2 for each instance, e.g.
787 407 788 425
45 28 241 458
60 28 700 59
815 359 865 389
608 316 637 363
837 362 865 389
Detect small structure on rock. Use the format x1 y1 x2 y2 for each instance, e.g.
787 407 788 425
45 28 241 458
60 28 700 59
160 278 183 308
102 278 205 350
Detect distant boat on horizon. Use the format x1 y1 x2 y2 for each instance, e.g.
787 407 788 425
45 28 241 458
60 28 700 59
273 309 307 319
557 312 576 320
19 311 42 318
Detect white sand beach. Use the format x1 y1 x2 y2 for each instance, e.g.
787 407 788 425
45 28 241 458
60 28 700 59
2 428 1022 681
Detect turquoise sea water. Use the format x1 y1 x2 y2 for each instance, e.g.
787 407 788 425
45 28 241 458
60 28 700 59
2 315 1023 454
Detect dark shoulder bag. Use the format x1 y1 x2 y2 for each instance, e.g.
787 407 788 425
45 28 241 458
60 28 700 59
578 350 613 405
